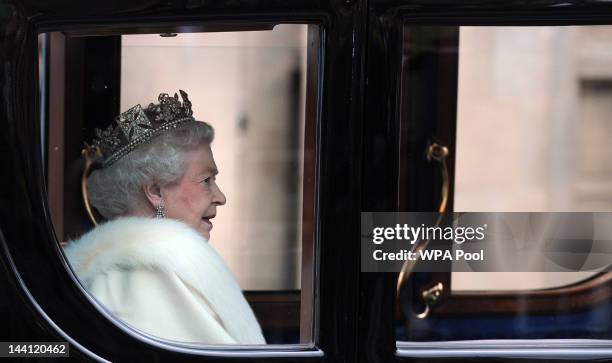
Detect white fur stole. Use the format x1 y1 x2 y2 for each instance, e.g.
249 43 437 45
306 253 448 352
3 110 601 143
64 217 265 344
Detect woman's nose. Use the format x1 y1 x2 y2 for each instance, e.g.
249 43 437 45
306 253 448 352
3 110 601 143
213 185 227 206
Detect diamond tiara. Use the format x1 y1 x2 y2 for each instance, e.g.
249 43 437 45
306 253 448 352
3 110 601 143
86 90 195 168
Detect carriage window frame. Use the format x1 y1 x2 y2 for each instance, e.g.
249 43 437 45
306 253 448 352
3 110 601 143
393 14 612 362
38 21 324 357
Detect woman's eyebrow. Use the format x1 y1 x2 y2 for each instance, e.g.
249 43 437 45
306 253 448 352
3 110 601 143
198 166 218 175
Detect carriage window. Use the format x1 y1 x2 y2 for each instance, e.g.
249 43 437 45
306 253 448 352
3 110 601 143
453 26 611 292
397 25 612 342
43 24 318 346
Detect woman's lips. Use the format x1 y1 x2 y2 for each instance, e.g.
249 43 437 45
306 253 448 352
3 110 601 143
201 217 213 229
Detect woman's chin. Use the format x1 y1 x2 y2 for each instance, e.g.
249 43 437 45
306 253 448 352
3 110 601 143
198 222 212 240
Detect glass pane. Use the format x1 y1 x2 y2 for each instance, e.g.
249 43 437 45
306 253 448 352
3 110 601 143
120 26 306 291
454 26 611 290
44 24 317 346
397 25 612 342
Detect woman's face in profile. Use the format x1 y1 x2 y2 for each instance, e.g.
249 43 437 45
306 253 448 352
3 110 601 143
161 144 226 239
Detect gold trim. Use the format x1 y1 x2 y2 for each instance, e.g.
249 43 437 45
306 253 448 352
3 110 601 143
426 143 449 213
415 282 444 319
81 145 101 226
396 142 450 319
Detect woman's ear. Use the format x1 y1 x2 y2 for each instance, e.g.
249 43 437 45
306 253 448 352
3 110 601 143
143 182 164 208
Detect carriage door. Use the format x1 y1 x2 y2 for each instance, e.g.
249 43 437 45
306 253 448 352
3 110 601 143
359 1 612 362
0 0 367 361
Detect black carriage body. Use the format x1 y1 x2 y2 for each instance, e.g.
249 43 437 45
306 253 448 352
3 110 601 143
1 0 612 362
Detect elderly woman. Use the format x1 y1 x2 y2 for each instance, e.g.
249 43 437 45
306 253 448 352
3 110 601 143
65 91 265 345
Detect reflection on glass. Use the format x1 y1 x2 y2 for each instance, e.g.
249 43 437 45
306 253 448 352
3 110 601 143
454 26 612 291
120 26 308 292
398 25 612 342
46 25 312 345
